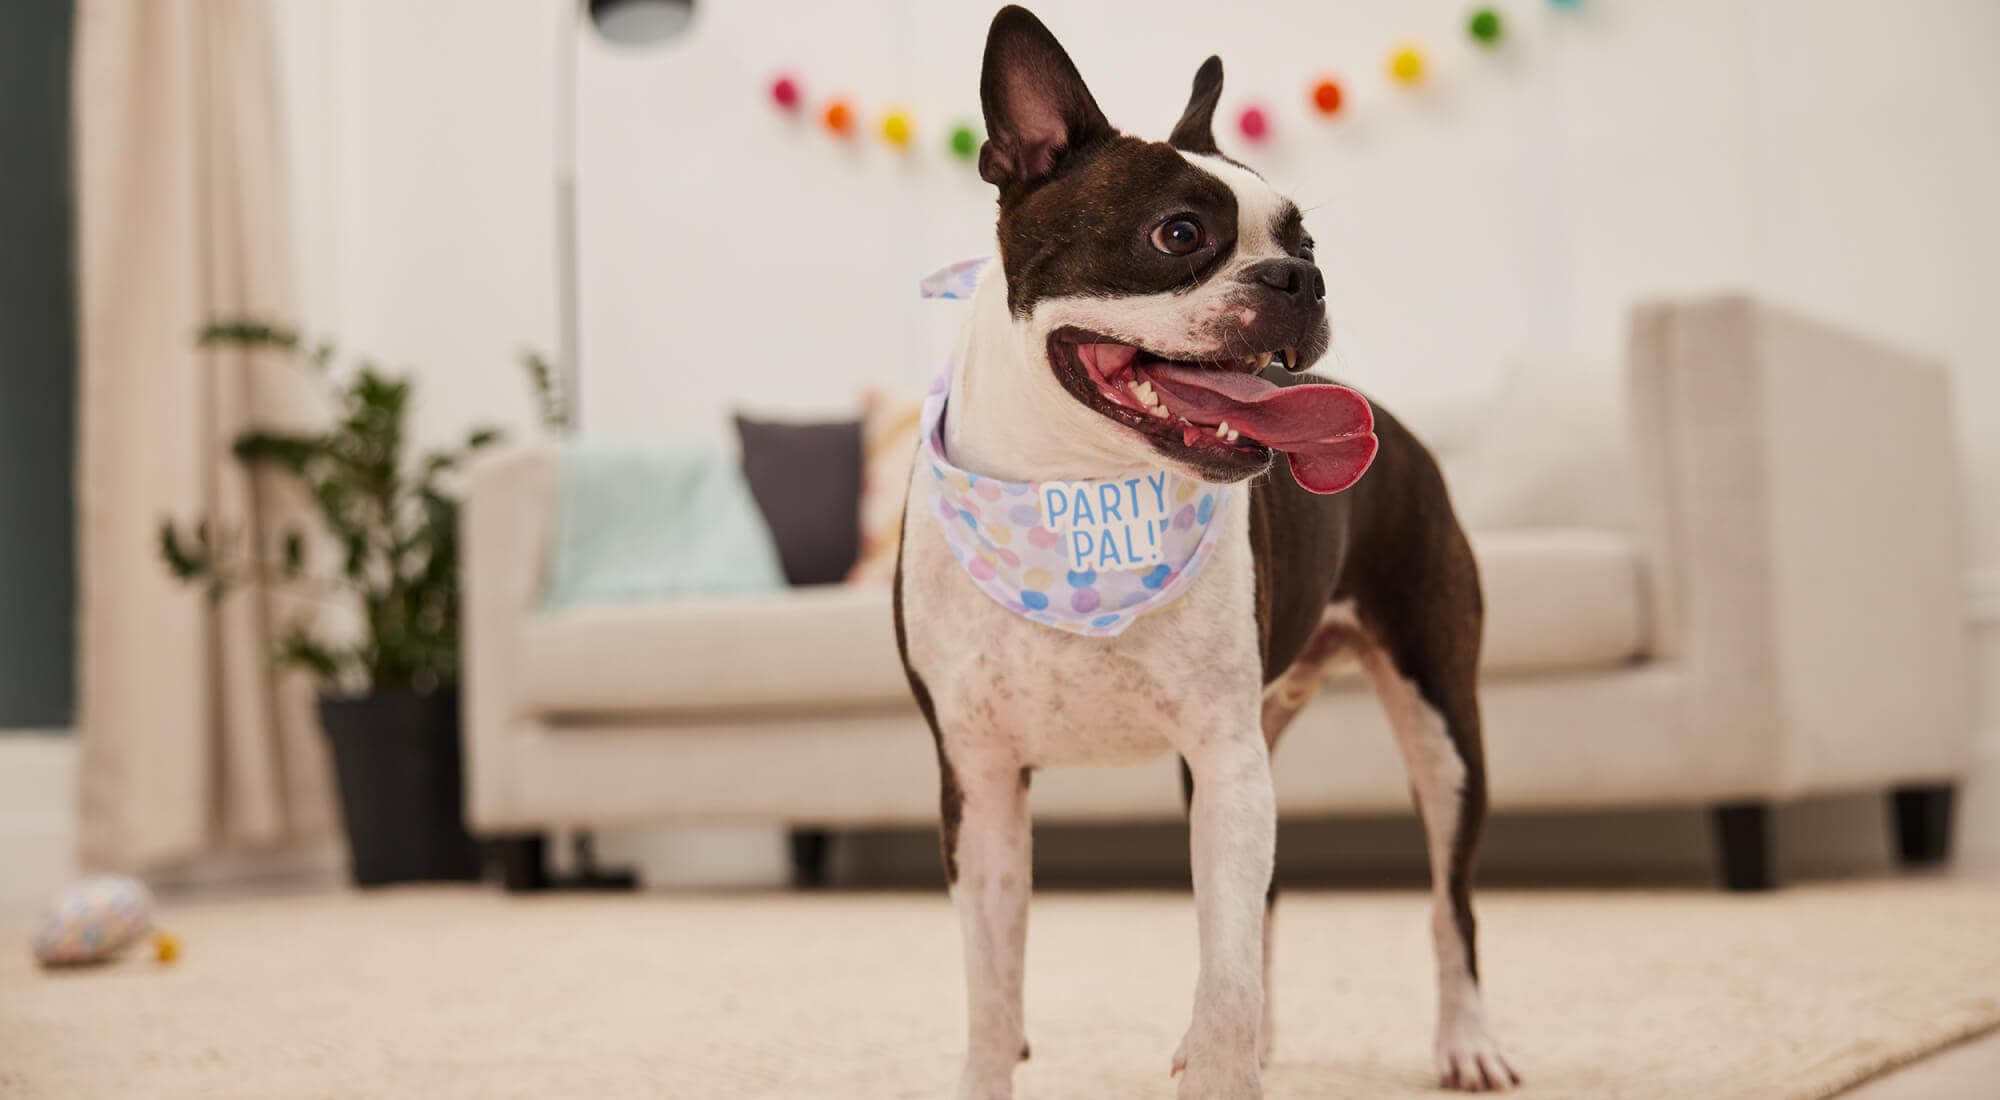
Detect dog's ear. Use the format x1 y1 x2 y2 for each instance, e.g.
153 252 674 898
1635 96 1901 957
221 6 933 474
978 6 1113 188
1167 55 1224 155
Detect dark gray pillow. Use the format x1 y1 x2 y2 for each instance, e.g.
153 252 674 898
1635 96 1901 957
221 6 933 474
733 414 863 586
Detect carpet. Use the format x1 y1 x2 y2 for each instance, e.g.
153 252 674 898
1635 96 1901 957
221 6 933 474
4 881 1998 1100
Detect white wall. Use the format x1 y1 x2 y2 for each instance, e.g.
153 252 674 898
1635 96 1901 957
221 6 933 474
270 0 561 454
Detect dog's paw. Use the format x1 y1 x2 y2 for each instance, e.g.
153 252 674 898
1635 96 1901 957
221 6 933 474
955 1055 1018 1100
1172 1027 1270 1076
954 1075 1013 1100
1170 1031 1263 1099
1434 1020 1520 1093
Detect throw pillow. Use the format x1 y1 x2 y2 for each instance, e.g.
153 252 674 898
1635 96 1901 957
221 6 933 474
733 414 864 586
847 388 925 584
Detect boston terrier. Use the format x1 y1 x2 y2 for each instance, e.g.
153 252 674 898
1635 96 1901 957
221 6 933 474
894 8 1519 1096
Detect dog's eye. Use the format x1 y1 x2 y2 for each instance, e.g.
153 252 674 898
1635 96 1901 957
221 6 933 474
1299 240 1316 263
1150 217 1205 256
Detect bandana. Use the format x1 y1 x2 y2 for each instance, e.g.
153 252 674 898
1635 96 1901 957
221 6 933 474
915 372 1234 637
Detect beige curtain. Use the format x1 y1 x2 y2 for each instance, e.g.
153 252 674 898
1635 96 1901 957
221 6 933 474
74 0 333 871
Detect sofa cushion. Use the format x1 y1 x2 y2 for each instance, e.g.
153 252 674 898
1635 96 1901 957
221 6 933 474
516 529 1649 718
519 585 907 717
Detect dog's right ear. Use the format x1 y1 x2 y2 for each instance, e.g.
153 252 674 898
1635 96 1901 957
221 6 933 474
978 6 1113 189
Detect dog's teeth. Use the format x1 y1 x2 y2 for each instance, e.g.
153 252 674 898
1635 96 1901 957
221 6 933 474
1150 405 1170 418
1217 421 1231 438
1252 352 1273 371
1126 380 1160 410
1284 346 1298 370
1226 427 1241 442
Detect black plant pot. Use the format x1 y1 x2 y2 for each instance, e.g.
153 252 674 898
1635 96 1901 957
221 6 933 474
318 688 483 887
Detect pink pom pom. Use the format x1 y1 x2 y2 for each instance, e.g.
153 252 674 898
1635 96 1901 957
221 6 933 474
770 74 801 111
1237 105 1270 142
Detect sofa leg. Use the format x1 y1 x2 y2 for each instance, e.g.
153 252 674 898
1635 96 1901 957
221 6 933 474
492 834 550 893
1889 784 1956 867
1711 803 1777 892
790 829 833 888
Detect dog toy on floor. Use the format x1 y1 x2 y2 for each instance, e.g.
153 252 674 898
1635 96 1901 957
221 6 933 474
31 875 179 968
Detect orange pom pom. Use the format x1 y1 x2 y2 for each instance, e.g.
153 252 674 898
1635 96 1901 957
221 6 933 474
1310 77 1344 116
822 100 854 136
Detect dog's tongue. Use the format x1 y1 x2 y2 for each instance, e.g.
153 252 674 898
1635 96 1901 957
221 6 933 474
1142 365 1378 494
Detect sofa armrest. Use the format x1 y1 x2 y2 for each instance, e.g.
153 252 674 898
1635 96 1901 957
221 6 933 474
460 445 561 831
1629 295 1969 796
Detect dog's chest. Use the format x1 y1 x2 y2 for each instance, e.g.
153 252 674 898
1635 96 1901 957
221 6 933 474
899 484 1264 767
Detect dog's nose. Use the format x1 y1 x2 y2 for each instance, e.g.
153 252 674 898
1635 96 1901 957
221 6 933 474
1244 258 1326 304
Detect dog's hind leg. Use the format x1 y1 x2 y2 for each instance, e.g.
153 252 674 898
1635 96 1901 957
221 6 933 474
1352 597 1519 1092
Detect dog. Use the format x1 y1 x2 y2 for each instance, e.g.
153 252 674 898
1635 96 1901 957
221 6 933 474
894 8 1519 1096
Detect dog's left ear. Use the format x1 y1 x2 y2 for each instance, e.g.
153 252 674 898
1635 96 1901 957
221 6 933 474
1167 55 1225 156
979 6 1114 189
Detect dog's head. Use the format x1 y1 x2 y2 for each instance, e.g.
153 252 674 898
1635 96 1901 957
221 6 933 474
976 6 1374 494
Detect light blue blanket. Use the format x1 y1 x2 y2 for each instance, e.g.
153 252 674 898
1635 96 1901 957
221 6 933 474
540 441 786 611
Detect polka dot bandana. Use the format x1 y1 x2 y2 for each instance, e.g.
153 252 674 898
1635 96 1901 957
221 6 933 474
917 366 1234 637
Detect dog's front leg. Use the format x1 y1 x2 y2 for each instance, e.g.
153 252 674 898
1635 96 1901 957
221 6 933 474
946 751 1032 1100
1174 729 1276 1099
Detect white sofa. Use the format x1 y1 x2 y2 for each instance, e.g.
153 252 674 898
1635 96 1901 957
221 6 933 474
462 297 1970 890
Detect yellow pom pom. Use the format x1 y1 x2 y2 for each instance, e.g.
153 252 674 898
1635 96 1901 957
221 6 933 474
881 110 913 149
152 929 181 965
1389 44 1427 86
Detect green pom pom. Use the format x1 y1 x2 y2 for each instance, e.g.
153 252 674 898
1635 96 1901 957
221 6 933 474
1469 7 1504 44
948 124 979 160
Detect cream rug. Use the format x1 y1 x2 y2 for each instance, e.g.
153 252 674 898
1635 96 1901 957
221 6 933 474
4 881 1998 1100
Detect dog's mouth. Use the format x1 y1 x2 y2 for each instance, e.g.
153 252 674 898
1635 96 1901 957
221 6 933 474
1048 328 1379 494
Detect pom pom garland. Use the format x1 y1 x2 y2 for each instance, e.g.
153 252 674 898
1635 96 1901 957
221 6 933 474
770 12 1598 161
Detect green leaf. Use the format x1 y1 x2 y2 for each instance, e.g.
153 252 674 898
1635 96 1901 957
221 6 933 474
277 627 344 680
520 350 566 430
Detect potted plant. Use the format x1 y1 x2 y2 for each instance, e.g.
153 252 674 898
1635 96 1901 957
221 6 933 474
159 322 563 886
